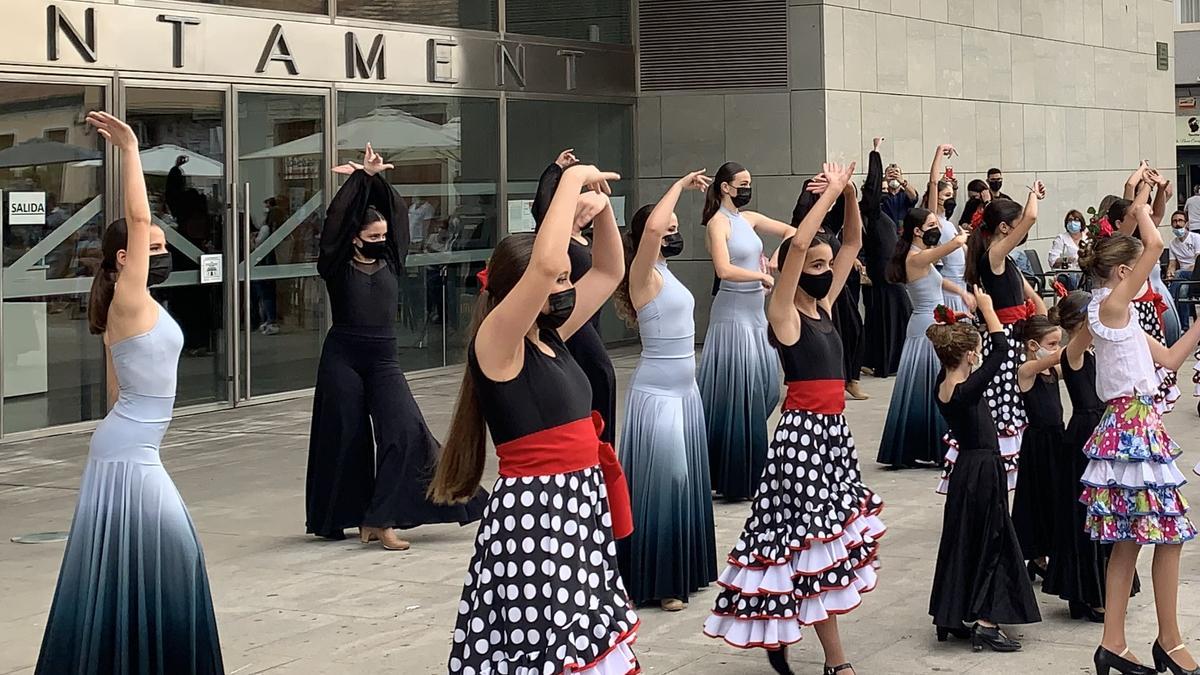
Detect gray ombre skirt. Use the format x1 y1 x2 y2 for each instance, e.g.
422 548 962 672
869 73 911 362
617 347 717 605
35 411 223 675
698 283 781 501
877 331 948 468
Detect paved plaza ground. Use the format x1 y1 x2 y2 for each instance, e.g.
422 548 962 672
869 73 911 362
2 350 1199 674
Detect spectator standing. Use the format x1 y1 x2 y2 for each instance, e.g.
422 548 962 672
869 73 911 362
882 162 918 224
986 168 1012 201
1168 210 1200 329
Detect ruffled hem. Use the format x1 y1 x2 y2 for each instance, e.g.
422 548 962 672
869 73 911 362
1081 484 1191 517
1081 458 1188 489
1084 397 1180 463
564 627 640 675
1084 513 1197 545
726 510 886 571
1155 366 1179 415
728 497 884 567
937 436 1017 495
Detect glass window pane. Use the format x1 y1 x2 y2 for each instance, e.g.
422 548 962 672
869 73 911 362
0 83 106 433
505 99 634 342
171 0 328 13
505 0 630 44
337 0 497 31
337 92 498 370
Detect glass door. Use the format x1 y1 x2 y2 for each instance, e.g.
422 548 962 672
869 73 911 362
234 89 327 399
123 85 231 407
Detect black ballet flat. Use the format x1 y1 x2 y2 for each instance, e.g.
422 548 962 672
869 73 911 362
972 624 1021 652
1069 601 1105 623
1093 646 1154 675
766 646 795 675
823 663 853 675
1152 641 1200 675
1026 560 1047 582
936 625 972 642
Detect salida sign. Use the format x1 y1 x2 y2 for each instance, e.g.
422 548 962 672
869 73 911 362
8 192 46 226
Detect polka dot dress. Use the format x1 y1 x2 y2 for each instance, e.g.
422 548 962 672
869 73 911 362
703 411 885 649
979 322 1027 463
449 467 639 675
1133 298 1180 413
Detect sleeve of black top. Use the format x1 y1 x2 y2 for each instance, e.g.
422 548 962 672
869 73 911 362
861 150 883 221
531 162 563 229
958 331 1008 401
318 171 410 280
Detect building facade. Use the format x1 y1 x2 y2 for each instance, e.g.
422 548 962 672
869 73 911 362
0 0 1179 437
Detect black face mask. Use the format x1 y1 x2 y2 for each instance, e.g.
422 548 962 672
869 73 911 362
798 271 834 300
356 239 389 261
730 186 752 208
987 179 1003 193
920 228 942 248
944 198 957 219
147 253 172 287
661 233 684 258
537 287 576 330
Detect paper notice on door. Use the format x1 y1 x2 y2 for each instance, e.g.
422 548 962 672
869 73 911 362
8 192 45 225
200 254 223 284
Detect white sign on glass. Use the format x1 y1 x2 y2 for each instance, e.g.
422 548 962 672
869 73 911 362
200 254 223 284
8 192 46 225
507 199 536 234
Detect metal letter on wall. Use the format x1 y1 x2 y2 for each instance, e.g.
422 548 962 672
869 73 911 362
496 42 526 89
426 38 457 84
46 5 96 63
158 15 200 69
255 23 299 75
557 49 584 91
345 32 385 80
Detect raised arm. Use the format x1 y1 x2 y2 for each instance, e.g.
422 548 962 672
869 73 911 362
559 192 624 341
742 210 798 239
988 181 1044 264
861 138 884 221
88 113 152 307
1149 170 1173 226
958 288 1007 399
629 171 709 310
825 185 863 310
909 232 967 269
1064 324 1093 370
926 144 954 211
1124 160 1149 201
1147 318 1200 371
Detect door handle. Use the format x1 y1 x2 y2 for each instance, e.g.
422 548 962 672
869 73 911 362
243 181 252 400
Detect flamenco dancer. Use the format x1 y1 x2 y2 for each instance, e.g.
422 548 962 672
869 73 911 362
431 162 640 674
925 144 973 314
699 161 793 501
705 162 885 675
1042 291 1138 623
36 113 223 674
961 183 1048 487
532 148 618 443
1010 315 1066 581
305 144 485 549
877 207 966 469
926 290 1040 653
860 138 911 379
612 170 718 612
1080 209 1200 675
1122 162 1181 344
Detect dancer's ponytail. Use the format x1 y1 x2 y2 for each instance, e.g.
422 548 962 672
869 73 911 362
87 219 130 335
702 162 745 226
613 204 654 328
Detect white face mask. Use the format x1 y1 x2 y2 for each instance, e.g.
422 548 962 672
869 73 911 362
1035 346 1053 360
887 179 900 190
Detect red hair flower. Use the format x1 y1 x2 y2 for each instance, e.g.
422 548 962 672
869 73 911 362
932 304 966 325
476 266 489 291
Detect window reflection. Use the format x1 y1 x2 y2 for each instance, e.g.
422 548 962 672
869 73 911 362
337 0 496 31
505 0 630 43
173 0 329 14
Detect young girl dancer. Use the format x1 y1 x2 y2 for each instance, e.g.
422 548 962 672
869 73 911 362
532 149 618 444
926 144 973 314
1010 316 1066 580
962 184 1048 482
306 144 485 549
705 162 885 675
1041 291 1136 623
699 161 794 501
926 289 1040 653
1081 205 1200 675
36 113 223 674
613 170 718 612
432 163 640 674
876 208 966 468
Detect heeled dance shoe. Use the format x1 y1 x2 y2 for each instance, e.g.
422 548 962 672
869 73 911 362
359 526 411 551
1152 641 1200 675
823 663 854 675
972 624 1021 652
1093 646 1154 675
845 381 870 400
659 598 686 612
766 646 795 675
1026 560 1047 582
1069 601 1105 623
936 625 972 642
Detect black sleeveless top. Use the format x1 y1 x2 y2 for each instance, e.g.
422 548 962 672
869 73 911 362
1063 350 1104 414
468 328 593 445
1022 373 1064 429
775 306 844 382
977 249 1025 310
936 332 1007 452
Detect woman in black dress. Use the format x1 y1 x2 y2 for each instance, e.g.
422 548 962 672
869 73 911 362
531 149 618 444
431 162 640 674
927 287 1040 653
860 139 910 378
305 144 486 549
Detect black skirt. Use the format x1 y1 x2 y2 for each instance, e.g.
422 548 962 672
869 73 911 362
862 281 910 378
930 447 1041 627
1011 422 1063 561
832 272 865 383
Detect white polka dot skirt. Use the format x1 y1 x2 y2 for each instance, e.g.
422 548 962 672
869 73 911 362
1135 300 1179 413
979 323 1026 467
937 433 1017 495
448 467 639 675
703 411 885 649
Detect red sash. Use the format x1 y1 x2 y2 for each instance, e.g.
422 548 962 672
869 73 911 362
1134 287 1168 328
495 412 633 540
995 298 1036 325
783 379 845 414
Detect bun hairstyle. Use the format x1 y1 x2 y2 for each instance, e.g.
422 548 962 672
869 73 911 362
964 198 1022 286
613 203 656 328
361 206 386 230
88 218 131 335
1021 315 1060 346
1049 290 1090 332
925 306 980 369
430 233 536 504
886 207 933 284
702 161 747 226
1078 232 1142 282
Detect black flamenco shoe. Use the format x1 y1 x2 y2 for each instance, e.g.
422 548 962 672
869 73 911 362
1026 560 1047 582
972 624 1021 652
766 646 795 675
936 625 972 642
1069 601 1105 623
823 663 853 675
1152 641 1200 675
1093 646 1154 675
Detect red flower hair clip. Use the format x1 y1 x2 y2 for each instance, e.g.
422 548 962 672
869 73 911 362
932 304 968 325
476 266 489 291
